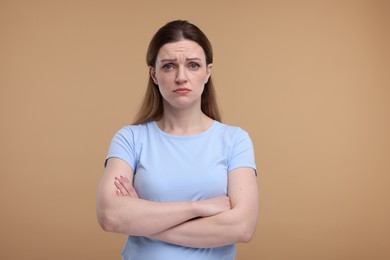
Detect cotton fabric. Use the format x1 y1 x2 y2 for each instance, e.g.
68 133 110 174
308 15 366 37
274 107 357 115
106 120 256 260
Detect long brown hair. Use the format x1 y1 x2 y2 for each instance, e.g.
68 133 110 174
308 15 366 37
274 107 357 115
132 20 221 125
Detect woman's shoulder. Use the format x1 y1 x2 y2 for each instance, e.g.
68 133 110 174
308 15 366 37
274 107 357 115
214 121 250 136
114 121 154 138
210 122 253 145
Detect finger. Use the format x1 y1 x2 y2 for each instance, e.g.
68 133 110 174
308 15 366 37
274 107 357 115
129 188 139 198
119 175 133 192
115 179 130 196
118 175 139 198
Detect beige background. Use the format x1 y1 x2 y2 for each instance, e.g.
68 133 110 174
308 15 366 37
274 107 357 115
1 0 389 259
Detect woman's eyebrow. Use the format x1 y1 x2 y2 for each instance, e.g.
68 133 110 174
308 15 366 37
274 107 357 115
160 58 177 63
159 57 202 63
186 58 202 61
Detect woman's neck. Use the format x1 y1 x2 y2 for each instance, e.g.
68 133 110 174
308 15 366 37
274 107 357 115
156 110 213 136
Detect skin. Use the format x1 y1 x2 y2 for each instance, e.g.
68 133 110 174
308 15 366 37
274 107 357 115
150 40 213 135
96 39 259 248
97 158 231 236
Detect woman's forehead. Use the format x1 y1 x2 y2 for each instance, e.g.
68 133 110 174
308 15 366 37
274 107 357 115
157 40 206 60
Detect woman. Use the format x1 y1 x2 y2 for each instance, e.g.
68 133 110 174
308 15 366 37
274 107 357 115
96 20 259 260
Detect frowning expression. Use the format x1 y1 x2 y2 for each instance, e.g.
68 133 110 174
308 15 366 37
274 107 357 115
150 40 212 110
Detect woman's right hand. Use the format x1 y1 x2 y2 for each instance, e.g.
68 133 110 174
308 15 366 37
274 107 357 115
114 175 230 217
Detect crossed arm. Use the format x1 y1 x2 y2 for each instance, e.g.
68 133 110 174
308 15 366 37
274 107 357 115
96 157 259 248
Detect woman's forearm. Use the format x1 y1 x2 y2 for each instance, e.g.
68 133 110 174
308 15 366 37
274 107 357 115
149 208 255 248
97 159 257 242
149 168 259 248
97 180 231 236
98 195 203 236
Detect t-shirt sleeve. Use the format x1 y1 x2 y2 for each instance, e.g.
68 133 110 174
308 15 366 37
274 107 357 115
228 128 257 174
105 126 137 171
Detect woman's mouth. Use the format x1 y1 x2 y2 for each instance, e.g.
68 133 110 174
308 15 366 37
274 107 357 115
173 88 191 94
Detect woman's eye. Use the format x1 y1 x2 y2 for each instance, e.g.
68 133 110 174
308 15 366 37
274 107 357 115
162 64 174 70
188 63 200 70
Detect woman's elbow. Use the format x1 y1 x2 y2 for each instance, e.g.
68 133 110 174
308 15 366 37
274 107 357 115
97 210 117 232
239 229 255 243
237 223 257 243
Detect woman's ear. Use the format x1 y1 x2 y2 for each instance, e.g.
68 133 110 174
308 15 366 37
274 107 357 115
149 66 158 85
205 63 212 84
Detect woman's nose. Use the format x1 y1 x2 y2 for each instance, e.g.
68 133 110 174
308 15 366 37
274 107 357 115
175 66 188 84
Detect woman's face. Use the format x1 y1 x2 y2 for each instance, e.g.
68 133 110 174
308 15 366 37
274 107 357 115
150 39 212 111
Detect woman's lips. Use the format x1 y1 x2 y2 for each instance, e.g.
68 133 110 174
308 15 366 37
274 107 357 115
174 88 191 94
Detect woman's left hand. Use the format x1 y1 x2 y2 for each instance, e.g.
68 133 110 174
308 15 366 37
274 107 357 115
114 175 139 198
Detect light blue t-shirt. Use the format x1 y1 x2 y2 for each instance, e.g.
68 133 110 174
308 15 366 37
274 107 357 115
106 120 256 260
